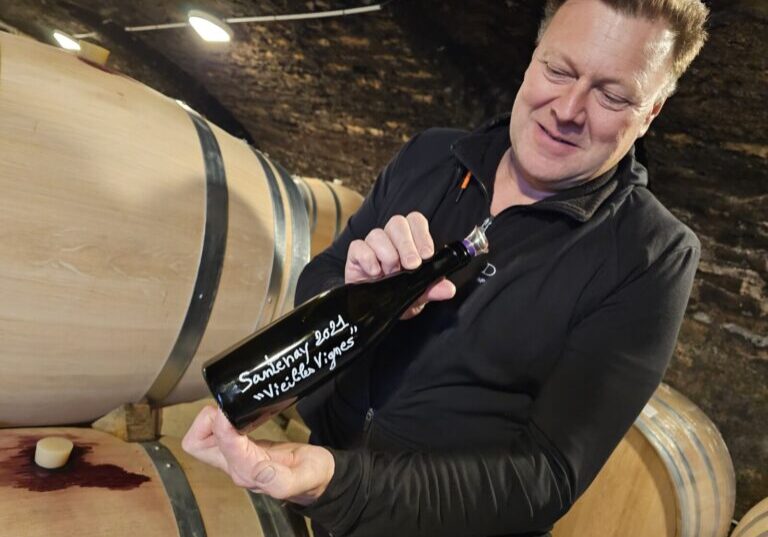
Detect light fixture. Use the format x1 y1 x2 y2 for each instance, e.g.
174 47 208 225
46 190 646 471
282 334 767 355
52 30 81 51
72 3 387 45
187 10 233 43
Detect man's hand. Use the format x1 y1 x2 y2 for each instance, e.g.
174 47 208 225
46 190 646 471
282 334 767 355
345 211 456 319
181 406 335 506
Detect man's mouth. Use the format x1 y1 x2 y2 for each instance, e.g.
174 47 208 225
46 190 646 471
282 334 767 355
538 123 579 147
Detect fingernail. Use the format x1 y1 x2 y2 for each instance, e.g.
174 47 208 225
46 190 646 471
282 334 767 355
256 466 275 484
405 254 420 267
420 248 434 258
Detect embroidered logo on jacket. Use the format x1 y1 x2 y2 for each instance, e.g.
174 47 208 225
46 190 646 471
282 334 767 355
477 262 496 284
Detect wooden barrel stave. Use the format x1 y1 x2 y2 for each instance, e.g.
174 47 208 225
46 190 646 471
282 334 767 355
732 497 768 537
0 32 309 425
553 383 736 537
2 34 205 425
162 140 310 406
293 176 364 258
650 384 736 537
260 157 311 319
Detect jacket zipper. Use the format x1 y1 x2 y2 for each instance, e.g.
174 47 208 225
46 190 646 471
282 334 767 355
481 215 493 234
363 407 375 445
472 172 492 207
454 167 494 233
473 173 494 233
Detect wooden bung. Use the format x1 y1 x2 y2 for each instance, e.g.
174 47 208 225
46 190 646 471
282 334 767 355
34 437 74 469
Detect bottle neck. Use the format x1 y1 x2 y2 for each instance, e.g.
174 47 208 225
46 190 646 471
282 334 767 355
353 240 475 320
398 240 472 299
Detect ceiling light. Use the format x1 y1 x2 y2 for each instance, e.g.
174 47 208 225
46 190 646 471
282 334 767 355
98 3 385 46
52 30 81 51
188 10 233 43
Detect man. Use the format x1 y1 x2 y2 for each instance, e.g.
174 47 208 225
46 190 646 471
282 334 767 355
182 0 709 535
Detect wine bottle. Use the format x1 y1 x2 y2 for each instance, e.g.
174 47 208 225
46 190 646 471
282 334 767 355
202 225 489 431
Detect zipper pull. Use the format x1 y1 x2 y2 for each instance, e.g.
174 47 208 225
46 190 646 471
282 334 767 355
454 171 472 203
363 408 375 431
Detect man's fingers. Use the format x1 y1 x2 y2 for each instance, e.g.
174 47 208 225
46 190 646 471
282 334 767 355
212 407 239 438
212 408 253 463
181 405 230 472
401 288 431 319
365 228 400 275
425 278 456 302
385 215 421 270
212 409 271 488
181 405 218 451
406 212 434 260
346 239 382 281
251 440 299 465
400 279 456 320
401 302 427 320
346 212 433 282
189 444 231 473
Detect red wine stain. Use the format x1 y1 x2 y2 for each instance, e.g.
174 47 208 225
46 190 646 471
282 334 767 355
0 435 151 492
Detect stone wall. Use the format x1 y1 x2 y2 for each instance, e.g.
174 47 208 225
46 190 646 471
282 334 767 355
646 0 768 516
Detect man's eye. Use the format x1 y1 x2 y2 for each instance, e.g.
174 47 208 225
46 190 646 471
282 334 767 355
601 91 629 107
545 63 570 78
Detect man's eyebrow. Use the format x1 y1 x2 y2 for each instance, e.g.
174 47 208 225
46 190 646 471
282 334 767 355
547 51 642 97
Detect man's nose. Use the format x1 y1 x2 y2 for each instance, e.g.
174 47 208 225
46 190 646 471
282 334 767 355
551 80 588 126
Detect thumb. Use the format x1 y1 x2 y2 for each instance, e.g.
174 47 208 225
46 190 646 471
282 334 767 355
249 460 294 500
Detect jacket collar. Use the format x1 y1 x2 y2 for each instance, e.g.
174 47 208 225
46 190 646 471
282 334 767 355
449 114 648 223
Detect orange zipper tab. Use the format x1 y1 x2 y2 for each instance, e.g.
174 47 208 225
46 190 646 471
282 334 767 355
460 171 471 189
455 171 472 202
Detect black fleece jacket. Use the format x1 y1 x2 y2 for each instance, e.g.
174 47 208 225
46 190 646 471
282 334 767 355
291 115 700 537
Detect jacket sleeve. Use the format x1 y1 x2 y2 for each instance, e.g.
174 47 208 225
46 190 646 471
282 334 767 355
294 244 701 537
293 133 424 307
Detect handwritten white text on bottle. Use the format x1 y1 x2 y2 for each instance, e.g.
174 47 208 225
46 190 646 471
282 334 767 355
236 314 360 402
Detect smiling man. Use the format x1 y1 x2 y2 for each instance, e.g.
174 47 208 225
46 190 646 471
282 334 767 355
182 1 710 536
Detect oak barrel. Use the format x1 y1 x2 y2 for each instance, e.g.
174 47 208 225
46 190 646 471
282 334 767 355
553 383 736 537
732 497 768 537
0 32 310 426
0 427 308 537
293 176 364 257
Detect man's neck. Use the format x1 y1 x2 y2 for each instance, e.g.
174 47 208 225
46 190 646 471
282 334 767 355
490 148 556 215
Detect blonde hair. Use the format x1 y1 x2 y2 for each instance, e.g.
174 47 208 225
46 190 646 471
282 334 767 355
537 0 709 99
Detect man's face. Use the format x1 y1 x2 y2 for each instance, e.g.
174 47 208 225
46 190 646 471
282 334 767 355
509 0 674 191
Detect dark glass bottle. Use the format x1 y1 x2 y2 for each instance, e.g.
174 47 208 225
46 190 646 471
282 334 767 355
203 226 489 431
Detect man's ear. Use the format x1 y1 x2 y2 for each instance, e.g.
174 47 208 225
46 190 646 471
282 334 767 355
639 98 666 138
